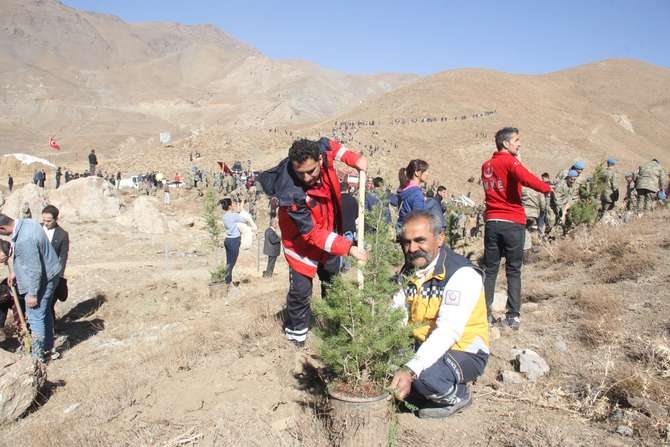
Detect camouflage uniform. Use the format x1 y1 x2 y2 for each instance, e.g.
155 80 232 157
552 179 577 226
522 187 547 249
600 167 619 212
635 160 666 211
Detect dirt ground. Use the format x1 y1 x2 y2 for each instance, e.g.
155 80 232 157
0 191 667 446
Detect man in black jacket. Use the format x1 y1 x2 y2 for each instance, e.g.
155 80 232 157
262 218 281 278
42 205 69 334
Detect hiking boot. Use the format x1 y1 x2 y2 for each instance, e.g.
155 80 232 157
499 315 521 331
418 388 472 419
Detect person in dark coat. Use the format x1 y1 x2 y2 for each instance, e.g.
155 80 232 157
262 218 281 278
41 205 69 337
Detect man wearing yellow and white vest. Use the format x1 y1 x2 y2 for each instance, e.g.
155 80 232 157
390 210 489 419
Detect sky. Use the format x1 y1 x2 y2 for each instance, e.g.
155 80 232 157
62 0 670 76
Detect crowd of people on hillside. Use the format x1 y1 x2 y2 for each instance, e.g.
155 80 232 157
0 129 666 425
251 130 667 421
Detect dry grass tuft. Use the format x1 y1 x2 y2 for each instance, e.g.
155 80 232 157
574 286 622 346
538 213 661 285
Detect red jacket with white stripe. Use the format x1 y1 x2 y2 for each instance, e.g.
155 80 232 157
481 151 552 225
258 138 360 277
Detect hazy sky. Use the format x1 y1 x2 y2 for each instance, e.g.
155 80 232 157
63 0 670 75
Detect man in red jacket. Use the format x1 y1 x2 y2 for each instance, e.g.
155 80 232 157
258 138 368 346
481 127 552 330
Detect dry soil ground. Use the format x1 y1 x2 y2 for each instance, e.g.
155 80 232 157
0 191 668 446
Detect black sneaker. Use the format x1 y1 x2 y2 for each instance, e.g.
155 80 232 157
500 315 521 331
418 389 472 419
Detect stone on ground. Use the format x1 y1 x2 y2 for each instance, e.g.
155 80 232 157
0 350 44 424
513 348 550 382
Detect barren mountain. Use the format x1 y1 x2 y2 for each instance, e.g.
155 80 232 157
0 0 415 153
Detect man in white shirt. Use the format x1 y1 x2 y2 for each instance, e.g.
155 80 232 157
390 211 489 418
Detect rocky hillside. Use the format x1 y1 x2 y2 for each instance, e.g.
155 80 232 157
0 0 416 152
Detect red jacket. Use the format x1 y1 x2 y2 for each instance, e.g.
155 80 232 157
258 138 360 277
481 151 551 224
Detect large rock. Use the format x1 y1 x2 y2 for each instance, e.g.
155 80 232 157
116 195 167 234
48 177 121 223
1 183 48 220
0 350 44 424
513 348 550 382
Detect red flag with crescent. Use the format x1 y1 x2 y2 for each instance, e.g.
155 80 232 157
48 137 60 150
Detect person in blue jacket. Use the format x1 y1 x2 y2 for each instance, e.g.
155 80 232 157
396 159 429 231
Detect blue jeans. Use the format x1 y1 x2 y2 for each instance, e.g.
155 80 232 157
411 349 488 405
26 277 59 360
224 237 241 284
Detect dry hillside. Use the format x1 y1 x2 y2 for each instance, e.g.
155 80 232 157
0 0 415 153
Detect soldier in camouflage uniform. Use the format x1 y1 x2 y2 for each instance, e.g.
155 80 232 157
224 174 236 194
552 170 579 231
556 160 586 188
635 159 666 212
600 158 620 214
623 172 637 211
522 186 547 251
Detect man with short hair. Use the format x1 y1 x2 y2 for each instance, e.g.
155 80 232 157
436 185 448 213
258 138 368 346
88 149 98 175
364 176 392 225
262 218 281 278
0 213 61 362
42 205 69 338
480 127 552 330
390 211 488 418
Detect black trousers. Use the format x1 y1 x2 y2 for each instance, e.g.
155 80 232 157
284 256 339 342
264 256 277 275
483 220 525 318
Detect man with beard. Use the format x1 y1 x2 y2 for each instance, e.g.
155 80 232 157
258 138 368 347
389 211 489 418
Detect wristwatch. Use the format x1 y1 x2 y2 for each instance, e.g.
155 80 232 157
402 366 417 380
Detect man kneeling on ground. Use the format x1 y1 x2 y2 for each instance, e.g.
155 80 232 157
390 210 489 418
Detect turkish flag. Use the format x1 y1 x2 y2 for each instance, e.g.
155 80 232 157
48 137 60 150
217 161 232 175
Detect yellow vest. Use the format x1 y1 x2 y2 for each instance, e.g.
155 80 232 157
402 246 489 354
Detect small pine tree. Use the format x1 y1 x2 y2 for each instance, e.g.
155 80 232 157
203 188 222 247
443 202 467 249
566 164 607 229
209 262 227 284
312 203 413 394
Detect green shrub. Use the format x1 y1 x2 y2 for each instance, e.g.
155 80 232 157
312 204 413 393
204 188 222 247
209 262 227 284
